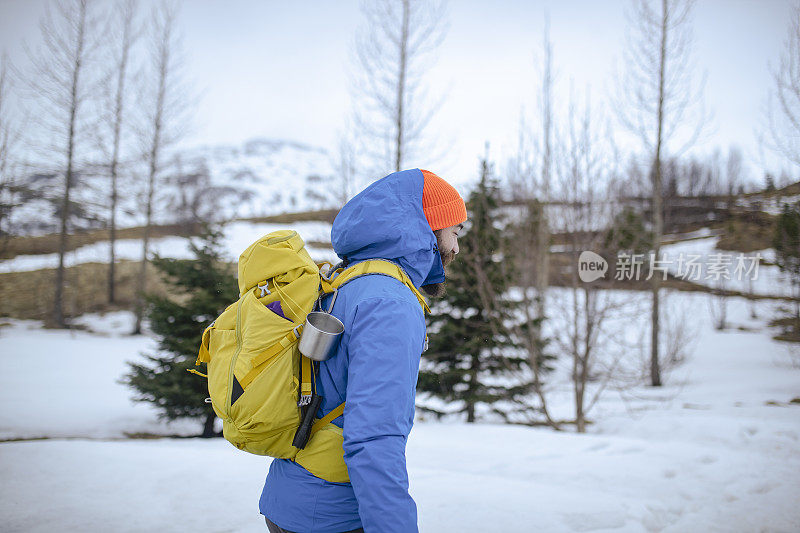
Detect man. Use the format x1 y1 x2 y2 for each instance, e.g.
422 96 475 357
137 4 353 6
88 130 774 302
260 168 467 533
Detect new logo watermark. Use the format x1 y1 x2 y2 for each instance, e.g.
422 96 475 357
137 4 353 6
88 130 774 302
578 251 609 282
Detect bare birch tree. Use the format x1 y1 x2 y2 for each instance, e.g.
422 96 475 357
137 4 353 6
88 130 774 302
20 0 100 327
506 18 559 429
132 0 191 334
616 0 707 386
552 93 645 433
724 145 744 213
0 54 22 253
352 0 448 174
95 0 139 305
331 115 360 208
762 2 800 170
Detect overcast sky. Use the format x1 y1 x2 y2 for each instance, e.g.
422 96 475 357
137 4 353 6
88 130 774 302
0 0 794 190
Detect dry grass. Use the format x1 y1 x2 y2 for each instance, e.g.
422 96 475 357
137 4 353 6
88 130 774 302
0 222 203 260
715 211 776 253
768 316 800 343
244 208 339 224
0 260 178 323
0 258 237 324
306 240 334 249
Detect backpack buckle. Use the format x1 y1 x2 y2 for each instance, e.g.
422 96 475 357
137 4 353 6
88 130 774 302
257 282 271 298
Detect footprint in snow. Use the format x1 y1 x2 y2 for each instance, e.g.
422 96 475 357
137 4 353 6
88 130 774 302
774 430 797 441
748 483 773 495
561 511 627 532
619 446 645 454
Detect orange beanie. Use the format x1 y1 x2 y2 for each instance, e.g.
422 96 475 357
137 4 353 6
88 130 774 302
420 169 468 231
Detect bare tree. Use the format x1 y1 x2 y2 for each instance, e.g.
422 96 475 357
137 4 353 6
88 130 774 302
708 284 728 330
352 0 448 174
0 54 22 253
20 0 100 327
725 145 743 210
132 0 192 334
165 154 235 228
616 0 707 386
95 0 139 305
762 2 800 169
331 115 360 207
551 92 644 433
506 18 559 429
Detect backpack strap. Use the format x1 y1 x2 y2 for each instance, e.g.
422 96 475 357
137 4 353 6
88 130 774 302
195 323 214 365
322 259 431 314
305 259 431 440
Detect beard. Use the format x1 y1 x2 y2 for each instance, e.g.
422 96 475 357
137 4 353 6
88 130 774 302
421 246 455 298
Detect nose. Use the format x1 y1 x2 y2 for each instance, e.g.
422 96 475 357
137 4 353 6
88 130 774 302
453 240 459 255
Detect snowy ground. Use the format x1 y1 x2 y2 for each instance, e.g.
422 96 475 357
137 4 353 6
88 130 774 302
659 236 789 299
1 294 799 532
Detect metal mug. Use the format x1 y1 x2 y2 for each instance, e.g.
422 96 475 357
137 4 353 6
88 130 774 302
297 289 344 361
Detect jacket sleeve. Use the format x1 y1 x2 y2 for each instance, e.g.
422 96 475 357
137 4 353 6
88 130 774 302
342 296 425 533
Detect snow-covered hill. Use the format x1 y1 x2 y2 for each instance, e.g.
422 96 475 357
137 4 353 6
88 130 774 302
176 137 338 219
7 137 339 236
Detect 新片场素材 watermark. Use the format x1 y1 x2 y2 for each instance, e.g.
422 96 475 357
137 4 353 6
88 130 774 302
577 251 762 282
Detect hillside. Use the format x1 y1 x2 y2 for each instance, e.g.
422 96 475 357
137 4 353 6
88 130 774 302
5 138 339 237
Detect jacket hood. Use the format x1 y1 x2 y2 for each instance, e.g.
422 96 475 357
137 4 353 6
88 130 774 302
331 168 445 289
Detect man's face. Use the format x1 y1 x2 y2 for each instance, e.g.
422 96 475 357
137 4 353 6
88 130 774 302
421 222 464 298
437 222 462 268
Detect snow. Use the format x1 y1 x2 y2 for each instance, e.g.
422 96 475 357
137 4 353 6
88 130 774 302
0 439 269 533
1 295 799 531
0 314 201 440
0 220 338 273
660 235 793 298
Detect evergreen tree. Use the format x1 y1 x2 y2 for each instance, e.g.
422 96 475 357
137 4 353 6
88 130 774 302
764 174 776 193
418 157 531 423
775 202 800 273
121 223 238 437
774 202 800 327
603 206 653 257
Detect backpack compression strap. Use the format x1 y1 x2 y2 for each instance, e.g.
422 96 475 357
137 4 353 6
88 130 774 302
309 401 345 438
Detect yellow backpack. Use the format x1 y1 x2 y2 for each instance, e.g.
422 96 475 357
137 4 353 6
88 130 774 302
190 229 430 483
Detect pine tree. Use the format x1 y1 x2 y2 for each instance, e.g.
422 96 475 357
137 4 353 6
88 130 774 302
418 157 531 423
603 207 653 256
774 202 800 331
121 223 238 437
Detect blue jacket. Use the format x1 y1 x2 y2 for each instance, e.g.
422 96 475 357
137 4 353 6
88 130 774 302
260 169 445 533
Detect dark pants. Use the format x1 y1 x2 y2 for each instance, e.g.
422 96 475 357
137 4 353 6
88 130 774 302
265 516 364 533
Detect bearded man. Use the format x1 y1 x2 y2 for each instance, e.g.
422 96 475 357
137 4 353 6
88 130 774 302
260 168 467 533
